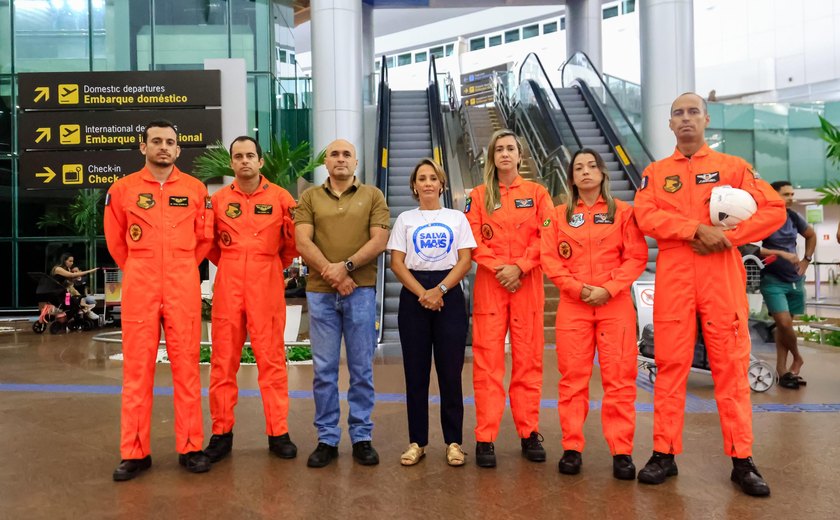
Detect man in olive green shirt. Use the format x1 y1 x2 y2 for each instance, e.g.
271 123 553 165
295 139 390 468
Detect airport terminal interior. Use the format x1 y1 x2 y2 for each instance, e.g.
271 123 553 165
2 0 840 518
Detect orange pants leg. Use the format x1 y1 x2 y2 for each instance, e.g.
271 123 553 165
247 304 290 436
697 256 754 458
162 303 204 454
209 310 246 435
472 298 510 442
651 250 697 455
508 273 545 438
119 307 162 460
555 307 596 452
595 296 638 456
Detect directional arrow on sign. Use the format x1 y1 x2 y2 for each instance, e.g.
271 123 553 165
34 86 49 102
36 167 57 183
35 127 51 143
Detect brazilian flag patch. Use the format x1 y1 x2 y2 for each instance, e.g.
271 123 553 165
543 218 551 227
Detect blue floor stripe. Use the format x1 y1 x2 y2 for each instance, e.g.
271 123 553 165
2 382 839 414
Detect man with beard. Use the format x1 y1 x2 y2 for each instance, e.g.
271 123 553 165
105 120 215 481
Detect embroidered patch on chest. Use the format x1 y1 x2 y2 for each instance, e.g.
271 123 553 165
481 223 494 240
559 241 572 259
569 213 584 228
226 203 242 219
220 231 232 246
169 196 189 207
254 204 273 215
594 213 614 224
515 198 534 208
663 176 682 193
136 193 155 209
695 172 720 184
129 224 142 241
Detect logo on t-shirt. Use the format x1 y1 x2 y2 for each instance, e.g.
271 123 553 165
412 222 454 262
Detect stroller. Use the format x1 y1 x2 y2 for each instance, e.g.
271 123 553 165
634 248 778 393
30 272 97 334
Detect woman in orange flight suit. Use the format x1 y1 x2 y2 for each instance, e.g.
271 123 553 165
541 148 648 479
465 129 554 468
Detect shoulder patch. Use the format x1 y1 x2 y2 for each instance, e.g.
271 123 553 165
640 176 649 191
105 193 111 206
464 197 472 214
543 218 551 227
750 168 761 179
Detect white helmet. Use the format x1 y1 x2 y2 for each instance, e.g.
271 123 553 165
709 185 757 228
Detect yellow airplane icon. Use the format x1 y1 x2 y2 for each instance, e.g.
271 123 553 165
58 84 79 104
59 124 81 145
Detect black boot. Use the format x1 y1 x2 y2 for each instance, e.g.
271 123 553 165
307 442 338 468
558 450 582 475
268 433 298 459
637 451 678 484
475 441 496 468
613 454 636 480
352 441 380 465
521 432 547 462
112 455 152 482
204 431 233 463
178 451 211 473
731 457 771 497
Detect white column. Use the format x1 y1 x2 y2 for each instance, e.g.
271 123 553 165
640 0 695 159
362 2 375 105
565 0 602 71
311 0 364 184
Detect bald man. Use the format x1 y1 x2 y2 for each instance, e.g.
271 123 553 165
294 139 391 468
634 93 785 496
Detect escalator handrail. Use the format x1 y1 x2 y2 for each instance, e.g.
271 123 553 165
517 52 582 150
560 51 655 163
427 55 453 209
374 56 391 346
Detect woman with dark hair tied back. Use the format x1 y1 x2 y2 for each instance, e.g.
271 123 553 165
540 148 648 479
51 253 99 319
465 129 554 468
387 159 476 466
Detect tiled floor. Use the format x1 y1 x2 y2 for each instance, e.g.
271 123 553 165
1 310 838 519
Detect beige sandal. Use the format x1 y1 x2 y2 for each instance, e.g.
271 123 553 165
400 443 425 466
446 443 466 466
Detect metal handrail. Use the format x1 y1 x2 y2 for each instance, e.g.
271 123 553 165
374 56 390 345
517 52 582 150
427 55 453 209
560 51 655 163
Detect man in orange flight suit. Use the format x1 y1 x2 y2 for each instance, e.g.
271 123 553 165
465 129 554 467
105 120 214 481
203 136 299 462
541 149 648 479
634 93 785 496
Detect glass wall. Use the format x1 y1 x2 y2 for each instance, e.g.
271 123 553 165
706 101 840 188
2 0 297 310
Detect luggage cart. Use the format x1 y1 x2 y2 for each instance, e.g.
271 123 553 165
102 268 123 326
634 252 777 393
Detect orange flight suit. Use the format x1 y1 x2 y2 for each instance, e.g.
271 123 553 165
465 177 554 441
206 178 298 436
104 166 214 459
541 197 647 455
634 144 785 457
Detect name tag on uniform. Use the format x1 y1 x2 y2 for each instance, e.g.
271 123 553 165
594 213 614 224
169 196 189 207
695 172 720 184
515 198 534 208
255 204 273 215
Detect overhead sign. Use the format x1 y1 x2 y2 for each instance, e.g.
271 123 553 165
18 71 221 110
18 109 221 151
19 148 208 190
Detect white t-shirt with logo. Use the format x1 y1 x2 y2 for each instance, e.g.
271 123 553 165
387 208 477 271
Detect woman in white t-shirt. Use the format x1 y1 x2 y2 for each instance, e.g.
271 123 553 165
387 158 476 467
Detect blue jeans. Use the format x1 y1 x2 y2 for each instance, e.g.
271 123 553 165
307 287 376 446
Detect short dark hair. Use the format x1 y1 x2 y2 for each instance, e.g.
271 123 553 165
143 120 178 142
229 136 263 159
771 180 792 192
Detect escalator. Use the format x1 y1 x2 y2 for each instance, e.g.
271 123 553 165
374 56 453 347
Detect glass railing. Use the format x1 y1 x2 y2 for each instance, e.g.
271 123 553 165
707 101 840 189
518 53 582 152
560 51 654 173
603 73 642 130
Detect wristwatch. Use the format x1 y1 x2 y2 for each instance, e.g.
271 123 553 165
804 255 813 262
344 259 355 272
438 283 448 295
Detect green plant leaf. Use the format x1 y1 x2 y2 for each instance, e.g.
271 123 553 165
191 141 233 182
818 115 840 167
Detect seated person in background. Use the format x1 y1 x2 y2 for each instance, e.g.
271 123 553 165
285 267 307 298
70 267 99 320
50 253 99 320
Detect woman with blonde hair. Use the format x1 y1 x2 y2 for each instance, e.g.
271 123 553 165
388 158 476 466
465 129 553 468
541 148 647 478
